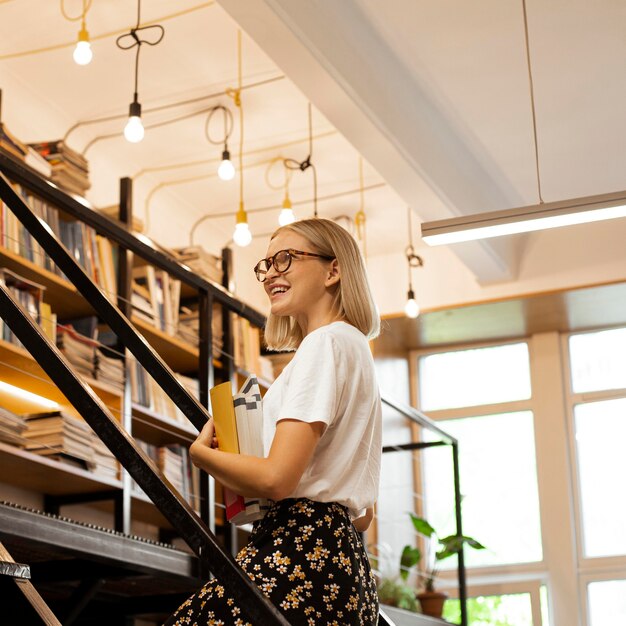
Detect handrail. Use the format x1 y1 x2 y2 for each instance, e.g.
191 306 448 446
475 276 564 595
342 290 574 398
0 153 265 328
379 394 467 626
381 393 458 445
0 168 289 625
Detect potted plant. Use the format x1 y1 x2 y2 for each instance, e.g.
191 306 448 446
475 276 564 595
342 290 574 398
401 513 486 619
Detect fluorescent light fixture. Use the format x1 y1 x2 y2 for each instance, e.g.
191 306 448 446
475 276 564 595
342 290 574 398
0 381 59 409
421 190 626 245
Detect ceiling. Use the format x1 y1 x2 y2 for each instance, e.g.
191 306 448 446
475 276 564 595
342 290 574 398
1 0 626 297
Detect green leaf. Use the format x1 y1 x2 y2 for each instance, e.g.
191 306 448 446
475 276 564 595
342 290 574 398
400 545 421 580
464 537 487 550
408 513 436 538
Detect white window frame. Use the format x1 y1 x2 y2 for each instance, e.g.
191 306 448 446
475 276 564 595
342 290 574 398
561 328 626 624
411 333 587 626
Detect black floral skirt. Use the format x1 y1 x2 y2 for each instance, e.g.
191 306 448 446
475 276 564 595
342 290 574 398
164 498 379 625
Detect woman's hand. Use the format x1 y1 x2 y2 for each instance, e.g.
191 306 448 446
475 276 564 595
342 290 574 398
190 418 218 467
195 417 217 448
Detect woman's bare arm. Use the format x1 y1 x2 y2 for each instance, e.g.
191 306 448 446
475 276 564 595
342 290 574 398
189 418 324 501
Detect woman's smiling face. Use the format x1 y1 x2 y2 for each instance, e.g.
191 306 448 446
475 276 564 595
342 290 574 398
262 230 338 330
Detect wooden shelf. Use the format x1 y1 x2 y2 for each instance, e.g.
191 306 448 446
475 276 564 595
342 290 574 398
132 403 197 446
132 316 199 373
0 441 122 494
0 246 94 318
0 338 121 413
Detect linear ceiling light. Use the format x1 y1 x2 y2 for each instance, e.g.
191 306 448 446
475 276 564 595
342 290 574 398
421 190 626 246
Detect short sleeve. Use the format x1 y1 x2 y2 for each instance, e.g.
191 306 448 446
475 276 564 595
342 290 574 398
277 331 342 427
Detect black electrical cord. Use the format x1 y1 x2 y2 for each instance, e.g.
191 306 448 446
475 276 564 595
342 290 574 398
283 102 318 217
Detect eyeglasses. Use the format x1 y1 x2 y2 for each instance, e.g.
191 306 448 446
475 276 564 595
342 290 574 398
254 248 335 282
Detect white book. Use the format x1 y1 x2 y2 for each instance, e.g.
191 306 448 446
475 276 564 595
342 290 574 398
231 375 271 524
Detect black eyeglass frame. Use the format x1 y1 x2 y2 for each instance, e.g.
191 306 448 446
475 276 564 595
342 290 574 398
254 248 335 282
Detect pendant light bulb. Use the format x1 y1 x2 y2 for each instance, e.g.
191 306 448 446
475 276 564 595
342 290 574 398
73 28 93 65
218 149 235 181
405 288 420 319
278 193 295 226
233 203 252 247
124 100 144 143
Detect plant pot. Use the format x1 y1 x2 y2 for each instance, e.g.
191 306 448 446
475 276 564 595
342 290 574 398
416 590 449 619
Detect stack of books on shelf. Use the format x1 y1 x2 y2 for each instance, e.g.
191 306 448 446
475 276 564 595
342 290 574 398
0 406 27 447
90 432 119 480
23 410 96 469
132 266 181 337
172 245 223 285
56 322 98 381
129 360 200 427
29 140 90 197
176 302 223 355
133 440 199 511
232 316 274 382
0 123 52 177
95 347 124 392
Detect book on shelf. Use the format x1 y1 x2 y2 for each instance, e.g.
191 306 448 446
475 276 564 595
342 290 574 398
0 406 27 447
0 182 117 300
29 140 91 197
176 302 223 355
56 317 99 381
133 439 199 511
23 410 96 469
0 267 45 347
171 245 223 284
132 265 181 336
210 376 270 525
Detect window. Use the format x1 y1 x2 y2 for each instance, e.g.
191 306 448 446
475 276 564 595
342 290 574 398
419 343 531 411
423 411 543 567
587 580 626 626
444 593 534 626
574 398 626 558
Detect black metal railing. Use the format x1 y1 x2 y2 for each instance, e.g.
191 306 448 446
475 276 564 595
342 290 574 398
380 393 467 626
0 169 289 625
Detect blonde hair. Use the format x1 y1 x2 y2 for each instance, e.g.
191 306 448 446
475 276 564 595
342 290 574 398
264 218 380 351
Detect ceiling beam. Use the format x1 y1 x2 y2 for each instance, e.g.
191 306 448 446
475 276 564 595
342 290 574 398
218 0 524 282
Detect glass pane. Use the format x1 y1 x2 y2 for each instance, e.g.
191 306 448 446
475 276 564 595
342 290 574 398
588 580 626 626
540 585 550 626
575 398 626 557
444 593 534 626
569 327 626 393
419 343 531 411
423 411 543 568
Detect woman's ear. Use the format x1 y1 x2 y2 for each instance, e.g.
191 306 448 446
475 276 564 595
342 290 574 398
325 259 341 287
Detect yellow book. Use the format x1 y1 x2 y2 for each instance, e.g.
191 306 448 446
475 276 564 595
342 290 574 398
210 381 245 521
209 381 240 454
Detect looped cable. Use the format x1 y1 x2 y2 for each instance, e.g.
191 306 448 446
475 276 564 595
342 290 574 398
204 105 234 147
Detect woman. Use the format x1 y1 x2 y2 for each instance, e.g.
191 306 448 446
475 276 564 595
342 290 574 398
165 218 381 625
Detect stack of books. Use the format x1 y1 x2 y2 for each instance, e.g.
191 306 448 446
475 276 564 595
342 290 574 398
172 245 223 285
0 406 27 447
133 440 199 510
0 267 46 348
23 410 96 470
176 303 223 356
29 140 90 197
56 324 97 380
132 266 181 337
90 433 119 480
95 348 124 392
0 123 52 177
211 375 270 525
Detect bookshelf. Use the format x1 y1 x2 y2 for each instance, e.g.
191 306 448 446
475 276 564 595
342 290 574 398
0 149 269 543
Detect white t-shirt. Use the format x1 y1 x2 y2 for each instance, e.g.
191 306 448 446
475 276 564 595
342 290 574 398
262 321 382 519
